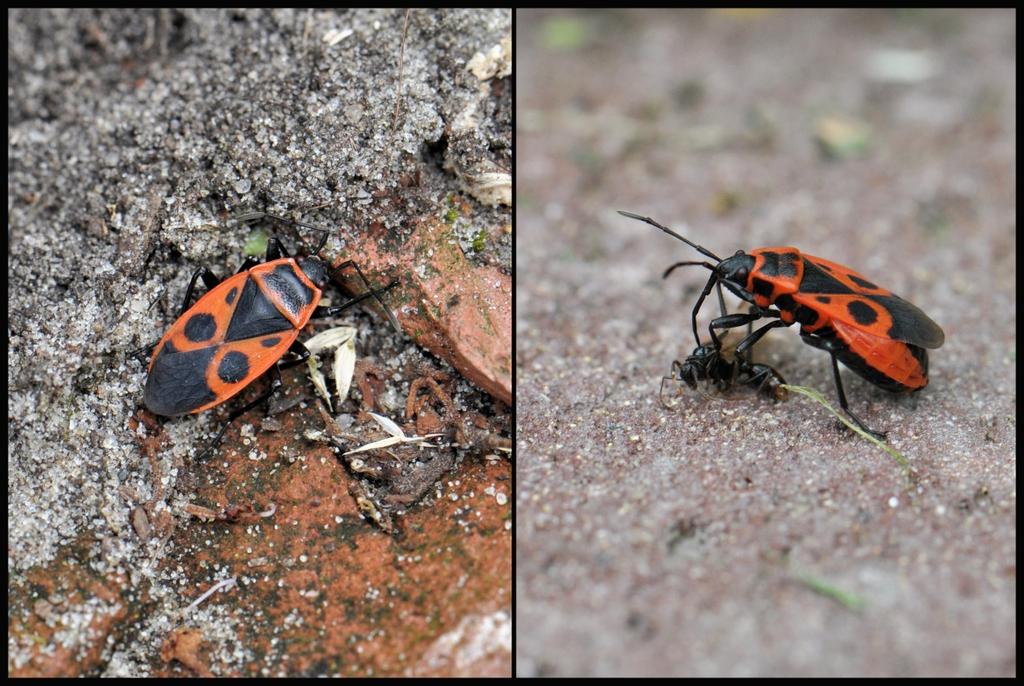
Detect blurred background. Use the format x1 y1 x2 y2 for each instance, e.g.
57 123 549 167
517 9 1014 677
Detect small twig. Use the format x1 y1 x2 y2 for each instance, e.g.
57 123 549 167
183 577 237 616
391 9 411 131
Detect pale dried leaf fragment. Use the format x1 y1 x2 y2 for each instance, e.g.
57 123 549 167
343 412 444 456
323 27 353 46
305 326 358 412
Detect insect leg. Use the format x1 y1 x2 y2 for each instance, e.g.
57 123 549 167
277 341 311 370
265 235 289 261
327 260 402 332
200 340 313 458
725 319 788 399
799 333 888 440
732 318 787 359
707 311 766 349
687 272 722 346
827 353 887 440
659 360 686 409
662 260 718 279
234 256 261 274
311 279 398 319
177 267 223 316
195 355 303 460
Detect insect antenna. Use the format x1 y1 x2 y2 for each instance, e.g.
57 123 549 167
662 260 717 279
617 210 722 262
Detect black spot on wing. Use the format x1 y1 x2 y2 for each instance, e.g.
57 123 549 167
218 350 249 384
847 299 878 326
184 313 217 343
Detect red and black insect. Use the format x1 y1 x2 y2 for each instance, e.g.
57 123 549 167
139 213 398 455
620 210 945 438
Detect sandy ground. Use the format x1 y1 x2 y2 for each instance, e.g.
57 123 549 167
517 9 1014 677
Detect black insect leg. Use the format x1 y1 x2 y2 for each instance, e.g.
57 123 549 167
732 317 786 358
312 275 400 333
233 255 260 274
799 333 888 440
331 260 403 333
310 283 397 318
177 266 223 313
277 340 312 370
661 259 721 345
230 235 289 273
677 270 723 346
660 262 727 381
827 354 887 440
707 310 782 350
264 235 289 261
724 317 789 399
237 213 399 330
127 338 162 362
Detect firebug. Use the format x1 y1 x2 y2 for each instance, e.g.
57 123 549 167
138 213 399 455
620 210 945 439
